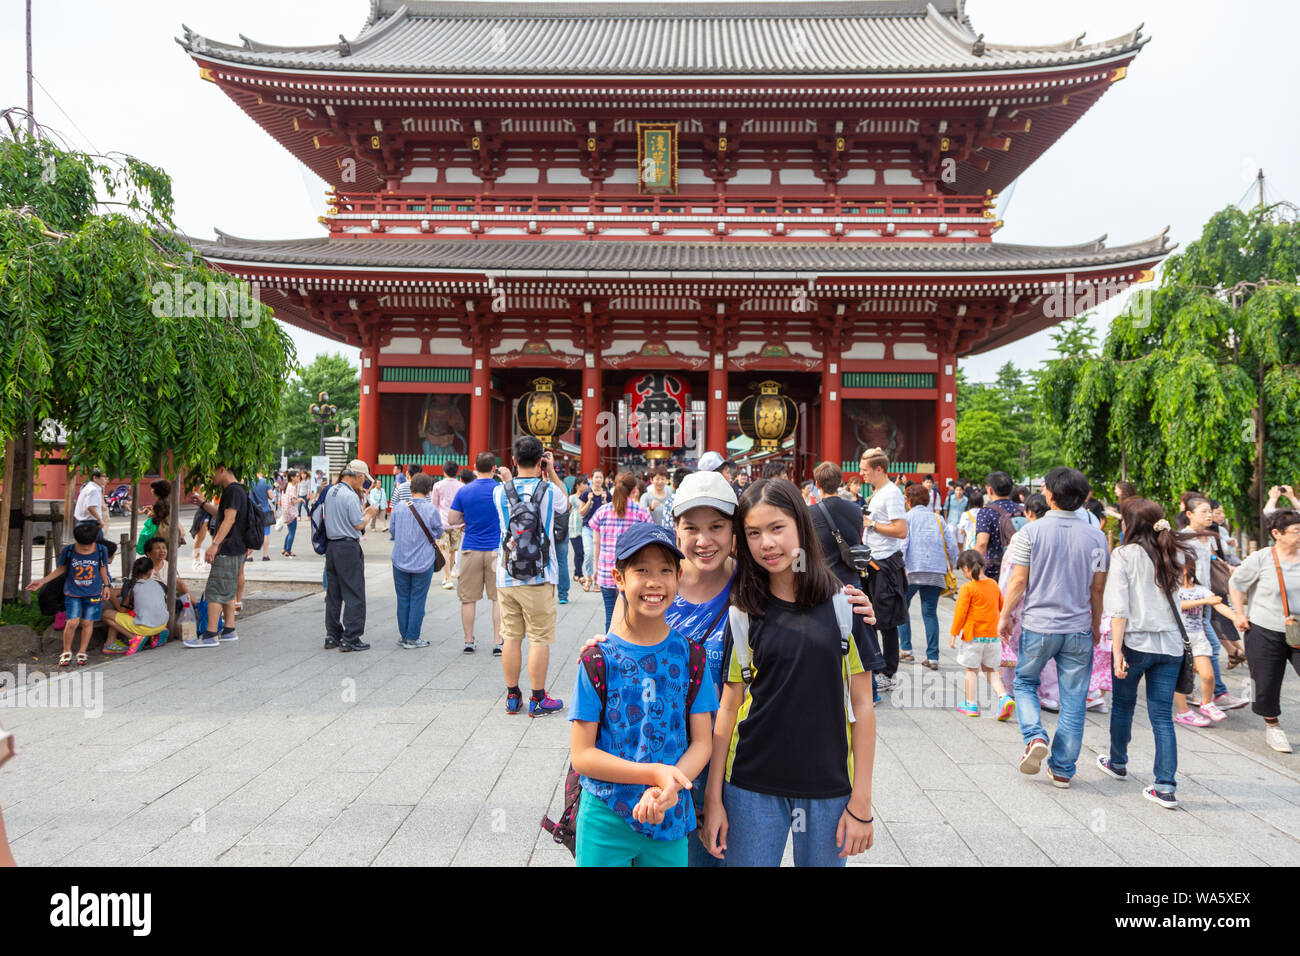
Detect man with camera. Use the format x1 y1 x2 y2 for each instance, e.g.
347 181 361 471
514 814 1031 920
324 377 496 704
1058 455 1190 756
492 437 570 717
322 460 380 652
860 450 909 690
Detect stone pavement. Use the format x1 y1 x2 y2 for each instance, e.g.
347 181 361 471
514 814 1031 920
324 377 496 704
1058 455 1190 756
4 535 1300 866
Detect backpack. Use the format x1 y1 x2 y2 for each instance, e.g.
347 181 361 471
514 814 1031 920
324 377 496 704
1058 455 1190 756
309 481 335 555
993 501 1025 557
552 505 569 545
728 591 858 724
540 638 708 857
234 483 264 552
501 479 550 580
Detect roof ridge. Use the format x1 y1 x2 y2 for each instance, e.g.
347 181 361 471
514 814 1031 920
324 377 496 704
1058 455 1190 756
375 0 951 18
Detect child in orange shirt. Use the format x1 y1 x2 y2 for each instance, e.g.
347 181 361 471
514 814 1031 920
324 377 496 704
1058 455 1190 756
950 550 1014 721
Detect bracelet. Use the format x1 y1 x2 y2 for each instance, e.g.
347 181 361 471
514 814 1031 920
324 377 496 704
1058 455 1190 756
845 806 872 824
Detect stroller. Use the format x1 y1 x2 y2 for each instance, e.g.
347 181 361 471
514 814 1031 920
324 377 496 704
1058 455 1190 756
106 484 131 516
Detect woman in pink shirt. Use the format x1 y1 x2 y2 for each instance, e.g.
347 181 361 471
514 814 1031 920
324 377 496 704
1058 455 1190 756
433 463 465 589
591 471 651 630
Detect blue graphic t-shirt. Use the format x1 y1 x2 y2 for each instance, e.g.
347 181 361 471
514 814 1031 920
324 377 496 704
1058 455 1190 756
61 544 107 598
664 576 734 699
568 628 719 842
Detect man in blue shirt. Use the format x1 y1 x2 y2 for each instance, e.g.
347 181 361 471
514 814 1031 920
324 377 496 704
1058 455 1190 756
494 435 569 717
250 471 275 561
448 452 505 656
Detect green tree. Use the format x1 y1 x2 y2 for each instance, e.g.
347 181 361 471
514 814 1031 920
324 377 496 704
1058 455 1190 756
955 409 1021 480
276 353 360 463
0 129 295 595
1041 205 1300 538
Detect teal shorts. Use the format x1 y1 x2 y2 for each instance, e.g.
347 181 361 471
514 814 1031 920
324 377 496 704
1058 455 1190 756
574 789 688 868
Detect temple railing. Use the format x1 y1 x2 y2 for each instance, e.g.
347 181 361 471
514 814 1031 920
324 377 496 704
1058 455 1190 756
321 190 998 241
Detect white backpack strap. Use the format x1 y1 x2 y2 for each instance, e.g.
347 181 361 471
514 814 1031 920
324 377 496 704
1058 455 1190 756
833 591 857 725
727 606 753 684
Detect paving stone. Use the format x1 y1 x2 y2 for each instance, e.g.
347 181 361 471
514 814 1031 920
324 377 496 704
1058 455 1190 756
293 804 412 866
1021 826 1125 866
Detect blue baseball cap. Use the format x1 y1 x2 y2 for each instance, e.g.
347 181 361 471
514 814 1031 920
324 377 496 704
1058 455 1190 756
614 522 685 562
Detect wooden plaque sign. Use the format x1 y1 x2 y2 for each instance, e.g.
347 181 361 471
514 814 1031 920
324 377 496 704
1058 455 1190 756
637 122 677 194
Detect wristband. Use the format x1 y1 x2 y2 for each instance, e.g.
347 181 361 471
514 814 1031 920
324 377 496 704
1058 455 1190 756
845 806 872 825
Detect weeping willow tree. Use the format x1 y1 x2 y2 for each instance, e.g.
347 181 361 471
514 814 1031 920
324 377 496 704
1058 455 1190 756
0 124 295 599
1042 205 1300 540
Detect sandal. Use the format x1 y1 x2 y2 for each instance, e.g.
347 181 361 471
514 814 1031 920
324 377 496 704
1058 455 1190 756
58 651 73 668
899 651 915 662
76 653 88 667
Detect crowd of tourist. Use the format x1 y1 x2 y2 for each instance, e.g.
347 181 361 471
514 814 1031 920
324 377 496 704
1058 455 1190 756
22 442 1300 870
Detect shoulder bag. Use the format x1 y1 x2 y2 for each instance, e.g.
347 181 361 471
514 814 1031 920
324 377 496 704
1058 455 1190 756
1160 589 1197 695
1272 547 1300 648
407 501 446 573
934 512 958 596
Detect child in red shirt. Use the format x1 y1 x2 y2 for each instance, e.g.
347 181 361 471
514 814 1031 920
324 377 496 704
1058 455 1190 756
951 550 1014 720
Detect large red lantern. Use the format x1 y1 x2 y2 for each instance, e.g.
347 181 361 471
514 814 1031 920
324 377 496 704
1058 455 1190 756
624 373 691 461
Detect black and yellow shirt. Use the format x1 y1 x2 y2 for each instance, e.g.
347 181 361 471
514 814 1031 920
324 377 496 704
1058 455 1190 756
722 596 870 799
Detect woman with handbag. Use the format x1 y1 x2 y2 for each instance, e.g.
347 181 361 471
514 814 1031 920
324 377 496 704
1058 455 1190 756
389 471 445 649
899 482 958 670
1099 498 1198 809
1228 508 1300 753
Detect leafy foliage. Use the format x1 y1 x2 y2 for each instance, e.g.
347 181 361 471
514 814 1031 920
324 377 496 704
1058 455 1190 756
276 353 360 465
1039 205 1300 535
0 134 295 485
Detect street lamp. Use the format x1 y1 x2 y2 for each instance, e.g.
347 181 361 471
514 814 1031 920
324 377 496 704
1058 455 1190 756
309 392 338 456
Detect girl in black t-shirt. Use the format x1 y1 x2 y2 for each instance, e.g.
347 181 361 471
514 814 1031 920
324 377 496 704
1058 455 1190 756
702 478 878 867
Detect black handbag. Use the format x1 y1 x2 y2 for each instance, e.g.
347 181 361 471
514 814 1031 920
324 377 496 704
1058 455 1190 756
1162 589 1196 696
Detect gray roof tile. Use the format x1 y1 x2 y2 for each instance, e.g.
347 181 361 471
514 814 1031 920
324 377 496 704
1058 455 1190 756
181 1 1144 76
190 231 1172 274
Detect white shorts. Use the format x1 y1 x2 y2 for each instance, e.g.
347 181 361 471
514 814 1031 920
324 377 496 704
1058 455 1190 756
956 637 1002 670
1188 623 1214 659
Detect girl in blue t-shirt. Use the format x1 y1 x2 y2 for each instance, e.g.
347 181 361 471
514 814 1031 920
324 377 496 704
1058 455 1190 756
568 524 719 867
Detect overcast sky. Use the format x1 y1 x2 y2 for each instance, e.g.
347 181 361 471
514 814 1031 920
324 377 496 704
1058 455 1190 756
3 0 1295 381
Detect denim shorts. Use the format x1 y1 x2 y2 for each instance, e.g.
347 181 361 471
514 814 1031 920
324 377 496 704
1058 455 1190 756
64 594 103 622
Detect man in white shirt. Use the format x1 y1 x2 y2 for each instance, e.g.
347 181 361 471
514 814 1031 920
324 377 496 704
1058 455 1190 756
861 450 908 689
74 470 109 532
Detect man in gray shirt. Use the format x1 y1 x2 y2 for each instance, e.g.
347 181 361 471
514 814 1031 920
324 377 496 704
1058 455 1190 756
323 460 378 652
999 467 1109 788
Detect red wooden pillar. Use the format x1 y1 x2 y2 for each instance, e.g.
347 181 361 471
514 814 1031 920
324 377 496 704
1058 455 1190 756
937 349 958 485
359 344 380 467
706 349 728 456
581 349 601 474
470 334 491 461
821 340 842 469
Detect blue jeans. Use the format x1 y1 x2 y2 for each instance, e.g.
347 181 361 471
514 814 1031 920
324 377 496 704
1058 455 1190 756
1014 628 1094 780
1202 617 1228 698
393 565 435 642
283 517 298 554
898 583 942 661
601 586 619 632
555 538 570 603
582 527 595 578
687 763 723 868
721 783 849 867
1109 647 1180 793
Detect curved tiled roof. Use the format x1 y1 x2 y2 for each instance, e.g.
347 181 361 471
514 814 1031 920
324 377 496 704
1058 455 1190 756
190 231 1172 275
180 0 1145 76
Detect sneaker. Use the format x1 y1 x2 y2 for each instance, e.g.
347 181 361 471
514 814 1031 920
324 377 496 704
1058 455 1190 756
1143 786 1179 809
102 638 129 655
1174 710 1211 728
1040 697 1060 713
442 580 455 590
956 700 980 717
996 694 1016 722
529 694 564 718
1266 723 1293 753
1086 695 1109 713
558 598 569 605
463 642 476 654
1045 766 1071 789
399 638 430 649
218 629 238 643
1198 702 1227 723
182 635 220 648
875 674 899 692
922 659 939 671
1214 693 1250 711
1097 755 1128 780
506 691 523 715
1020 738 1049 775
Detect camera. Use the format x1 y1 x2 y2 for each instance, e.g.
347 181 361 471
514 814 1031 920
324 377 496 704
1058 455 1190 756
847 545 874 574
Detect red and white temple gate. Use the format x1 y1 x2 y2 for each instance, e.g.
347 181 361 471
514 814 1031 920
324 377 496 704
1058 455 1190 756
181 0 1170 483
